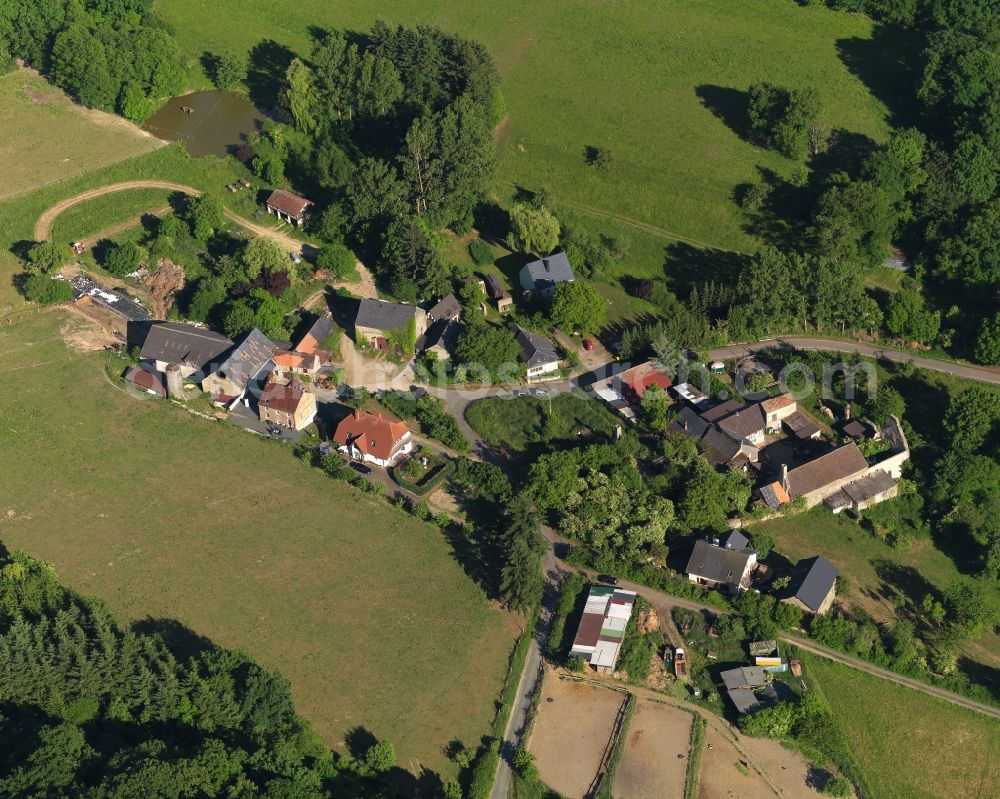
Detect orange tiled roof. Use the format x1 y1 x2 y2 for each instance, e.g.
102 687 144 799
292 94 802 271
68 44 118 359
333 411 409 461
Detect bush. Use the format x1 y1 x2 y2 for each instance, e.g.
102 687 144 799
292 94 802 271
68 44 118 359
468 238 495 266
512 748 538 781
21 274 74 306
315 242 359 281
103 241 145 277
822 775 852 798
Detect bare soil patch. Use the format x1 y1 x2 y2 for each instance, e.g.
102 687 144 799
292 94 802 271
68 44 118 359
529 672 625 798
613 699 691 799
58 303 119 352
698 725 776 799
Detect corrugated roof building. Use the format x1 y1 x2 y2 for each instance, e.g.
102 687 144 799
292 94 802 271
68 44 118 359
569 585 637 674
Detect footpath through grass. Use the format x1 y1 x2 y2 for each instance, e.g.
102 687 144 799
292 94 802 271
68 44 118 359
803 652 1000 799
158 0 896 259
0 311 518 775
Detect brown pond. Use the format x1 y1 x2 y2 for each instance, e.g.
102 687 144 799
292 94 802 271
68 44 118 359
144 91 265 156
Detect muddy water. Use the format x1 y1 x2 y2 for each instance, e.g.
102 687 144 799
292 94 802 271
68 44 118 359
144 91 264 156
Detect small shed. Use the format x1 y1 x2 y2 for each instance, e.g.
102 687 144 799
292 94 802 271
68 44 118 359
265 189 313 227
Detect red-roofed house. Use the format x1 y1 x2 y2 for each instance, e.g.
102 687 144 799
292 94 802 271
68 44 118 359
618 361 672 404
259 379 317 430
333 410 413 468
265 189 313 227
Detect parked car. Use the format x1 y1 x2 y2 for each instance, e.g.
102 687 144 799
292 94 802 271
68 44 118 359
530 388 549 397
290 251 302 265
511 389 527 397
597 574 619 586
350 461 373 475
267 426 282 437
583 338 595 351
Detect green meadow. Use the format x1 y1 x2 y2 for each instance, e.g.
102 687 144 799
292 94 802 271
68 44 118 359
157 0 897 271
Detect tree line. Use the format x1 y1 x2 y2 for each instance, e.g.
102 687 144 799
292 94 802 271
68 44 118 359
1 0 186 121
0 550 409 798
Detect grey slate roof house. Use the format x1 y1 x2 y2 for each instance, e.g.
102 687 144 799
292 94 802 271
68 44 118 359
670 406 709 440
514 324 560 379
685 537 757 595
781 444 869 506
781 556 837 615
717 404 767 444
519 250 575 295
202 328 276 400
354 299 428 351
699 399 745 424
426 293 462 323
139 322 234 379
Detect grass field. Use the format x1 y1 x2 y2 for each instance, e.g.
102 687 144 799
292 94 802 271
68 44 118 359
0 311 519 775
0 68 163 203
465 394 619 454
51 188 176 245
0 145 246 312
156 0 897 264
802 651 999 799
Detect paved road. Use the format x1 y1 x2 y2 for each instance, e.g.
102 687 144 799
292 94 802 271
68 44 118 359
711 336 1000 386
490 552 561 799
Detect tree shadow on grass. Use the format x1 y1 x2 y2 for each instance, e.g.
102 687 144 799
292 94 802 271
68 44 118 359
694 85 751 141
345 725 378 759
957 656 1000 704
836 25 924 131
872 559 939 615
247 39 296 112
662 241 749 296
131 617 216 660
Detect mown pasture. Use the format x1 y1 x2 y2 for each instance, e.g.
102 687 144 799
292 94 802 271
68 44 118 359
0 311 519 775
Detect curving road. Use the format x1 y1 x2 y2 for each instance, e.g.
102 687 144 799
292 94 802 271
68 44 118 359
710 336 1000 386
35 180 377 298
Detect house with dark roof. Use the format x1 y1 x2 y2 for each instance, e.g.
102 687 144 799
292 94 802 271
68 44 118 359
824 469 899 514
426 293 462 323
124 366 166 397
783 411 822 441
685 537 757 595
781 444 869 507
699 427 757 469
568 585 637 674
514 324 560 379
333 410 413 468
699 399 745 424
780 556 837 615
717 404 767 445
265 189 313 226
202 328 275 401
519 250 575 295
842 419 876 440
259 379 317 430
670 406 709 440
354 299 428 352
139 322 234 379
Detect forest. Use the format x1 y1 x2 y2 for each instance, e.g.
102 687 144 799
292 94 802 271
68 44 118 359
0 550 412 797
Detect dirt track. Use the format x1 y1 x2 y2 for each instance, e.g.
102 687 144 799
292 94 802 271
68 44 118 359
34 180 377 299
